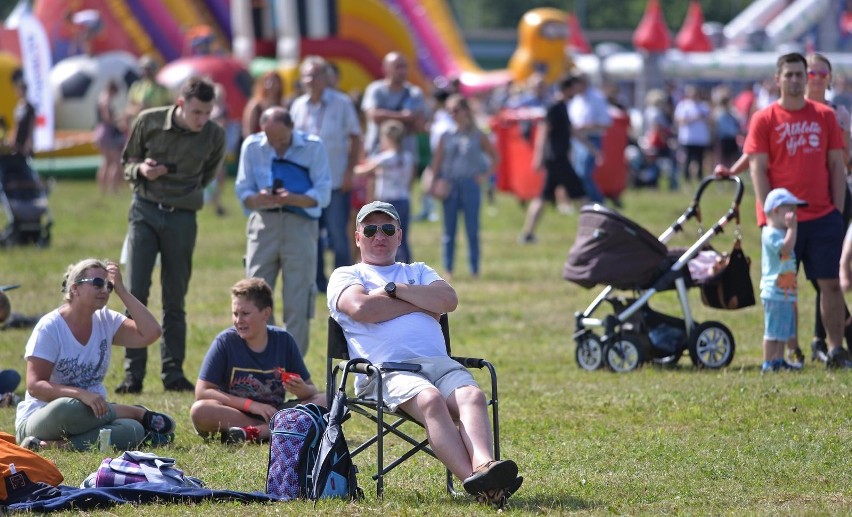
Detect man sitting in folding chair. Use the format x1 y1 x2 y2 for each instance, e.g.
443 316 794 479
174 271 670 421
326 201 522 504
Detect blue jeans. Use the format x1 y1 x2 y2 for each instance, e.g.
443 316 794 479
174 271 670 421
441 177 481 275
573 135 604 203
388 198 411 263
316 189 351 289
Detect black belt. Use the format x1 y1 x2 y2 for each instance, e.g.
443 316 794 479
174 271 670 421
135 197 192 213
262 207 288 213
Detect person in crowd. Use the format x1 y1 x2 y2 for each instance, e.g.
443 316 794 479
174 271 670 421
235 107 331 356
327 201 522 505
190 278 324 444
717 53 852 365
674 84 712 183
711 88 742 170
124 55 172 125
290 56 362 291
416 86 454 223
117 76 226 394
0 288 41 331
568 72 610 203
640 88 676 190
94 80 126 194
10 69 35 157
760 188 806 372
354 120 415 262
242 71 284 139
361 52 426 161
15 259 175 451
430 95 498 279
519 74 595 244
742 53 851 369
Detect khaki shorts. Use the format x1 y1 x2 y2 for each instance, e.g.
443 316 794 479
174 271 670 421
354 356 478 412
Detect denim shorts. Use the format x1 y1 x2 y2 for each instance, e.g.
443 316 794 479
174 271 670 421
795 210 843 280
762 298 797 341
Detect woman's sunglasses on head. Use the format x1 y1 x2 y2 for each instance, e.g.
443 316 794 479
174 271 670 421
361 224 398 238
76 277 114 292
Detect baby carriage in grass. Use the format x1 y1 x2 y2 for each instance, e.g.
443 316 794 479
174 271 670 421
0 154 52 248
563 176 747 372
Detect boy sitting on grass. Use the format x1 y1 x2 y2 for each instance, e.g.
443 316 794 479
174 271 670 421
760 188 807 372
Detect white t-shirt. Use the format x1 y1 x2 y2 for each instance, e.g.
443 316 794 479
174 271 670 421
674 98 711 146
327 262 446 365
372 149 413 200
15 307 126 429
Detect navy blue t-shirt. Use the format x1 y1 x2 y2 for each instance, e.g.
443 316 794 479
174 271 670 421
197 326 311 407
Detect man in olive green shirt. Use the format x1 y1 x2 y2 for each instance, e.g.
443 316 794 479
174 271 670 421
117 76 225 394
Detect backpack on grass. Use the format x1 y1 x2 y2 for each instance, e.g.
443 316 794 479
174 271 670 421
266 402 360 501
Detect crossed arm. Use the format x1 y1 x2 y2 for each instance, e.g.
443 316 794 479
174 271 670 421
336 280 458 324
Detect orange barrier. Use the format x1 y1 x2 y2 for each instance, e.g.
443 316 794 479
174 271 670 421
491 109 544 202
593 108 630 201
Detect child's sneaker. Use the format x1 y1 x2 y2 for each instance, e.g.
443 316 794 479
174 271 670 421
778 359 803 371
786 347 805 369
760 360 776 373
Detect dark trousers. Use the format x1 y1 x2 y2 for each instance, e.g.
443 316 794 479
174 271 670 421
123 199 197 385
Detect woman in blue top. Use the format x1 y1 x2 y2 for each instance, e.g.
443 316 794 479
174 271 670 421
430 95 498 279
191 278 325 444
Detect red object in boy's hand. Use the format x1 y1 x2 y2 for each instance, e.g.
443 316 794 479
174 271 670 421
276 367 301 382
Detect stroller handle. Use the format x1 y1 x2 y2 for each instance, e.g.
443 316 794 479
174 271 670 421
692 175 744 208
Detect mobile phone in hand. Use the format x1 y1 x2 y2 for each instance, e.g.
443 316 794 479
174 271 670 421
164 163 177 173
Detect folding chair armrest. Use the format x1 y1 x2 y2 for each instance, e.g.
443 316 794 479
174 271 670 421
451 356 488 369
345 357 380 376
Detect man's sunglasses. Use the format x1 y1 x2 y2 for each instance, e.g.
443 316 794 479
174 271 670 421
76 277 114 292
361 224 398 238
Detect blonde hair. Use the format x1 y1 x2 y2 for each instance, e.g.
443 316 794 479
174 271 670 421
62 258 108 302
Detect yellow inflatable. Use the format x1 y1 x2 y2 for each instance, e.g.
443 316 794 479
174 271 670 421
0 52 22 142
508 8 575 84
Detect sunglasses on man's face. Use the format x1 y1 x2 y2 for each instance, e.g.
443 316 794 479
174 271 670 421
76 277 114 292
360 224 398 238
808 70 829 78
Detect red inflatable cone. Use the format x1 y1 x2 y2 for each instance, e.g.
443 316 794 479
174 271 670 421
632 0 672 52
566 13 591 54
676 0 713 52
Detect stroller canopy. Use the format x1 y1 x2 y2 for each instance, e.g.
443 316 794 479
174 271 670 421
564 204 668 290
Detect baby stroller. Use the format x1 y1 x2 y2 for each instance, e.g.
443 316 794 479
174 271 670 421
0 154 52 248
563 176 746 372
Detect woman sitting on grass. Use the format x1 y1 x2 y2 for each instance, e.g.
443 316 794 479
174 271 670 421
15 258 174 451
190 278 325 444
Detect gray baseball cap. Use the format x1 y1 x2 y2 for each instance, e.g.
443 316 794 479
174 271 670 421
355 201 400 227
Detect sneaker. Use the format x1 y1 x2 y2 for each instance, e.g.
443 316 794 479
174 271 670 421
115 376 143 394
221 426 261 445
462 459 518 496
517 233 536 245
760 360 776 374
138 407 176 434
163 377 195 392
811 339 829 363
786 347 805 369
827 347 852 369
778 359 803 371
20 436 44 452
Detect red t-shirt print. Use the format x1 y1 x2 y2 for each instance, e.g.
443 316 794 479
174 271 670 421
744 99 844 226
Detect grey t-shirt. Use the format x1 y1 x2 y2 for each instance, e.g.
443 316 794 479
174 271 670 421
361 81 426 160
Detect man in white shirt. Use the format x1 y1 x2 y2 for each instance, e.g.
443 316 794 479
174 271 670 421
569 73 610 203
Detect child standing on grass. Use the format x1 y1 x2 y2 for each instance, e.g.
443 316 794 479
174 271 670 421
760 188 807 372
355 120 414 263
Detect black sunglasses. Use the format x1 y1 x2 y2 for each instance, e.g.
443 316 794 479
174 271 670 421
361 224 398 238
76 277 114 292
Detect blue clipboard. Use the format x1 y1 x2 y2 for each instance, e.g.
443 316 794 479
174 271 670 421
271 159 316 219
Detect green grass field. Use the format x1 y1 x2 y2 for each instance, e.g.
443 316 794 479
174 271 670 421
1 178 851 515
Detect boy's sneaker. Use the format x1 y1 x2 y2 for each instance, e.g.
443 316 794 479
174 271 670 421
811 339 829 363
778 359 803 371
137 406 176 435
826 347 852 369
760 360 776 374
221 426 261 444
786 347 805 369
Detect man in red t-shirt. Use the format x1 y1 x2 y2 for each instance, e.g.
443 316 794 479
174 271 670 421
743 52 852 369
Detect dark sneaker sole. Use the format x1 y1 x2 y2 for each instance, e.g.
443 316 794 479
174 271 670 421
462 460 518 496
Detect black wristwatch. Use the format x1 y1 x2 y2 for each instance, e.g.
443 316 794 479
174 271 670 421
384 282 397 298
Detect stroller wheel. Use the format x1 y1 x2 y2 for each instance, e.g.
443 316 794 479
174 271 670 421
651 353 682 368
688 321 736 368
604 335 646 373
575 333 604 370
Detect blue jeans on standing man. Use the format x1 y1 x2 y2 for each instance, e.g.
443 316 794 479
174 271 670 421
441 177 481 276
316 189 351 290
573 135 604 203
